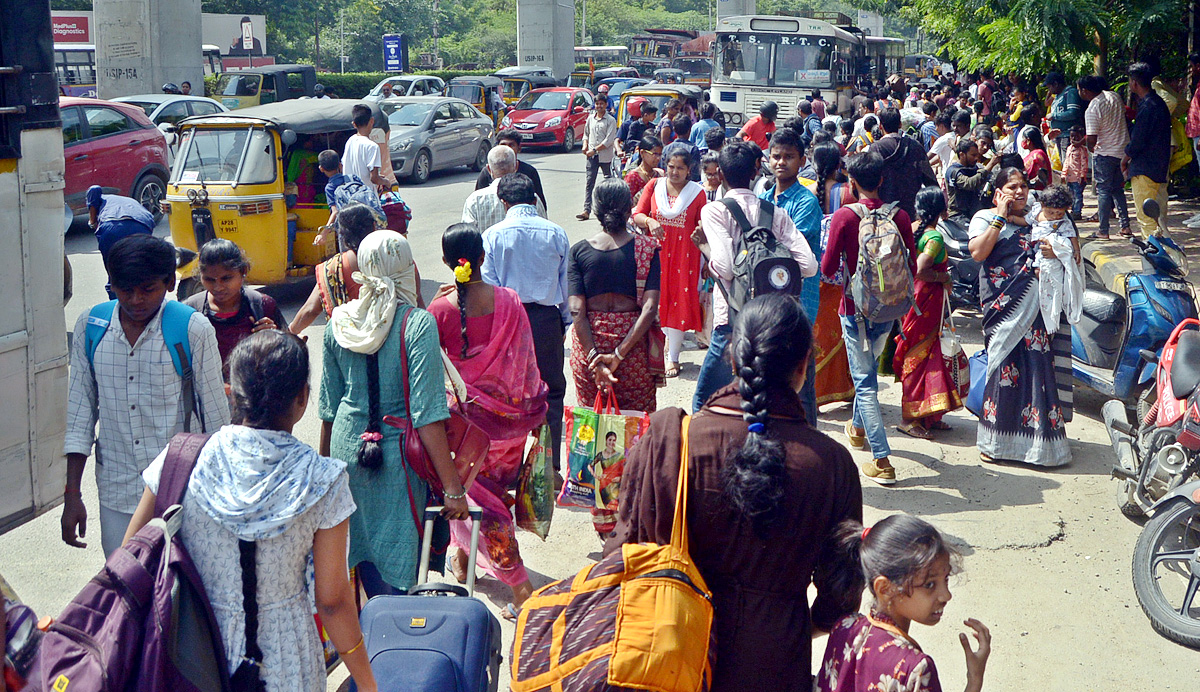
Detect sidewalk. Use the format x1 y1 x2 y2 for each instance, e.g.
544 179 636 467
1074 181 1200 286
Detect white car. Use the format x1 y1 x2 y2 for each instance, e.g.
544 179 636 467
365 75 447 100
112 94 227 126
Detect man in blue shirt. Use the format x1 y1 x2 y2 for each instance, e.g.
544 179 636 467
918 102 940 151
481 173 571 473
1044 71 1084 157
690 102 722 151
760 128 823 426
87 185 155 262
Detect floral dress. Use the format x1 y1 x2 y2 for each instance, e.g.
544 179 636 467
817 613 943 692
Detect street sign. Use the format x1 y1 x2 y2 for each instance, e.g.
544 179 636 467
383 33 407 72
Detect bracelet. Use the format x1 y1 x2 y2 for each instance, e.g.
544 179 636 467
64 486 81 497
990 214 1005 226
587 348 598 362
613 347 624 362
338 635 365 657
444 488 468 500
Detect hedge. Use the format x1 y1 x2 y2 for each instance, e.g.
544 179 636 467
205 69 499 100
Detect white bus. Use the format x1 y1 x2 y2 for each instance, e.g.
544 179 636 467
710 15 859 127
574 46 629 66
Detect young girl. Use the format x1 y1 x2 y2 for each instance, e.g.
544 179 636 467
1021 128 1051 191
1061 125 1089 220
624 135 663 205
817 515 992 692
184 238 288 370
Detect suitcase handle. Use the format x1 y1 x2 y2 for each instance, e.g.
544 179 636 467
418 506 484 597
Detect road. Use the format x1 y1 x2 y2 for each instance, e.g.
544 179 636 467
2 147 1196 690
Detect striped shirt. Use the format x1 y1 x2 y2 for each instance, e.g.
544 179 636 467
1084 90 1130 159
64 300 230 513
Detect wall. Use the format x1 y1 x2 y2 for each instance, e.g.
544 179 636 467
516 0 575 81
93 0 203 98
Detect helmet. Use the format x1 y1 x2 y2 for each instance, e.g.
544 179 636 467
314 83 325 92
161 83 181 94
627 96 648 119
598 83 610 93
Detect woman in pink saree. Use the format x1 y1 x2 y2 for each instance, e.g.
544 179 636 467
428 224 548 617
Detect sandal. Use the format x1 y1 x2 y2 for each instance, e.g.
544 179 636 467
1119 226 1134 238
1083 213 1099 223
665 362 681 378
844 421 867 450
927 421 952 431
502 603 521 622
897 423 932 440
1085 232 1110 240
449 549 469 584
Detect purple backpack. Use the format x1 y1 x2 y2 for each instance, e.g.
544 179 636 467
38 433 232 692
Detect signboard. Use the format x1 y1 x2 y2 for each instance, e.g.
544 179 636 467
52 14 90 43
383 33 407 72
200 14 268 56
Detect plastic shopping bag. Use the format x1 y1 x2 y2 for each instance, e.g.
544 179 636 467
589 392 651 535
516 425 555 539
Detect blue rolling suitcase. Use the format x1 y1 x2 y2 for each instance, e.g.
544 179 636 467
358 506 502 692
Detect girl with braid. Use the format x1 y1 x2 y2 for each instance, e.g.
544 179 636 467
428 224 547 618
606 293 864 692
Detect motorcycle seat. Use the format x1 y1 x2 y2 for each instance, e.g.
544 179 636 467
1080 288 1125 324
1170 330 1200 398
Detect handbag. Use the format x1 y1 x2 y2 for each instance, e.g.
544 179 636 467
511 415 714 692
381 307 489 496
940 293 970 401
966 349 988 417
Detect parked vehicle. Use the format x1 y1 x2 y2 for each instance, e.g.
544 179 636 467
446 75 507 127
165 100 389 293
112 94 227 127
653 67 686 84
501 87 594 151
614 83 704 127
939 216 980 311
381 96 494 184
1073 201 1197 406
211 64 317 110
498 73 559 105
1130 475 1200 649
364 75 446 100
61 96 170 221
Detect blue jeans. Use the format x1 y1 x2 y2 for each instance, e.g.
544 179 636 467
1092 154 1129 234
1067 181 1084 217
356 561 404 598
693 324 733 413
840 315 894 459
799 357 817 427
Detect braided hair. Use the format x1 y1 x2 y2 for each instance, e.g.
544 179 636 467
228 329 308 429
914 186 947 232
722 293 813 537
358 352 384 471
441 223 485 359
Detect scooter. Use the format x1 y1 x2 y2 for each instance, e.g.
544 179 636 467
1072 200 1197 405
939 214 981 311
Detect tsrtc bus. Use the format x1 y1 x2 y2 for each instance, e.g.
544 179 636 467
54 43 96 97
574 46 630 67
710 15 858 127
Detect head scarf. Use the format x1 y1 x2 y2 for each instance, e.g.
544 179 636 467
330 230 417 354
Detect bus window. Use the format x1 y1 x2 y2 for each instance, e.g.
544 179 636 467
717 36 770 84
54 48 95 88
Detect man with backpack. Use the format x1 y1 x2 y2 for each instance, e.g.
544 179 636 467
873 107 939 219
62 234 230 556
693 141 817 413
821 151 917 486
797 99 823 151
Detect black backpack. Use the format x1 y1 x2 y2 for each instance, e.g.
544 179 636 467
716 197 804 319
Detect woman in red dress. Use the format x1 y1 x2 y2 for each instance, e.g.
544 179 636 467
632 147 705 378
623 134 662 205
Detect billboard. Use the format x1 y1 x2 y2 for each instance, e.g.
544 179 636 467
52 14 90 43
201 14 268 56
383 33 407 72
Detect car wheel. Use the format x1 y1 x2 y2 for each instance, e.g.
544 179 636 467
561 126 575 153
471 142 490 172
409 150 432 185
177 277 202 301
134 174 167 223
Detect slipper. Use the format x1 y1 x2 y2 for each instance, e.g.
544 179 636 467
896 423 932 440
1119 227 1134 238
1084 232 1110 240
927 421 952 431
1083 213 1099 223
665 362 681 378
502 603 521 622
844 421 867 450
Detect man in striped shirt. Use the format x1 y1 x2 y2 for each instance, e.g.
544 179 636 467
1080 74 1132 239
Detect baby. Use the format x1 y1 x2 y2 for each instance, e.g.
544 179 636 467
1028 184 1081 266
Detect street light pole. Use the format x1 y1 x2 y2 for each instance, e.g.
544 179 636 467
580 0 586 46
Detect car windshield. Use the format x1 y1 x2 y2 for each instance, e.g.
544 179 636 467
375 78 413 96
213 73 261 97
608 82 639 99
173 126 276 185
515 91 569 111
715 34 832 87
123 101 158 116
383 102 434 127
674 59 711 77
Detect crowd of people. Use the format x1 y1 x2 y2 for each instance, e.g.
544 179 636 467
58 57 1196 692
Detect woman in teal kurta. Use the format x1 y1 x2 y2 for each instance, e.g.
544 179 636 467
318 216 469 595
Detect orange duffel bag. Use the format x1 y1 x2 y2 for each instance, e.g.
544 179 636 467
510 415 713 692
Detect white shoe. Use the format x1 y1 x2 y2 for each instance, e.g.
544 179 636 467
1184 212 1200 224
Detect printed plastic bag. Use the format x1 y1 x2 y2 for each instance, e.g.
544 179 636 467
516 425 555 539
589 393 651 536
559 401 601 508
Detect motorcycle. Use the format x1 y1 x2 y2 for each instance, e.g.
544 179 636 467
939 214 981 311
1130 477 1200 649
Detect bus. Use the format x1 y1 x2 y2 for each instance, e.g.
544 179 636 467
53 43 96 97
629 28 697 74
574 45 629 67
865 36 905 84
203 44 224 75
710 15 859 127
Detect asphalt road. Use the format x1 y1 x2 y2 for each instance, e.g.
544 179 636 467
3 147 1196 690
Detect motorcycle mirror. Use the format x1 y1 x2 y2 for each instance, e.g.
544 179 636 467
1140 349 1158 365
1142 198 1160 221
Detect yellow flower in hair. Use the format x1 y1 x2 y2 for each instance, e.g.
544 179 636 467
454 259 472 283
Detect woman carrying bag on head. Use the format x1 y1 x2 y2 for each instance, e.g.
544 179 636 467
319 223 469 598
606 293 864 692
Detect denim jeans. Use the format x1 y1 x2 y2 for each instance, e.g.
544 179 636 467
693 323 733 413
1067 181 1084 217
799 357 817 427
356 561 404 598
840 315 894 459
1092 154 1129 234
583 156 613 212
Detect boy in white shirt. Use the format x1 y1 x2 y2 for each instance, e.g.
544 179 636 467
343 104 388 191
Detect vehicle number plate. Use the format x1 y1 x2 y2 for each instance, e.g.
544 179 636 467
1156 281 1190 293
520 133 533 140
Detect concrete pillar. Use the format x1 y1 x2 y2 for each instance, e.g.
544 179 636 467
95 0 202 98
716 0 756 20
516 0 575 81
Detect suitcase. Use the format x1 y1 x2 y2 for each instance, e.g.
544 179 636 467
357 506 502 692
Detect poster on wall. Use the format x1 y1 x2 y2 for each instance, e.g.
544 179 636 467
200 14 268 56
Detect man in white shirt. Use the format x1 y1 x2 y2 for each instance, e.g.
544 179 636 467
343 104 388 191
928 110 971 175
462 146 545 230
693 141 818 412
577 98 617 220
1079 74 1132 238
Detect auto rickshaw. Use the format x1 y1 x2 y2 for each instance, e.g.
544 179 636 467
615 83 704 127
211 64 317 110
652 68 686 85
499 73 559 105
164 99 389 295
567 71 596 90
447 75 507 127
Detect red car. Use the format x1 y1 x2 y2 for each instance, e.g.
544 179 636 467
60 97 170 221
500 87 595 152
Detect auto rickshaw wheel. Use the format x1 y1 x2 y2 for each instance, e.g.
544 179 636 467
177 277 202 301
410 149 432 185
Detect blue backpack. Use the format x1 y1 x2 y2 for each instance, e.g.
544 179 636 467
85 300 206 432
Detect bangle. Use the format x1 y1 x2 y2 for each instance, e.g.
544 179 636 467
587 348 598 362
64 487 81 497
444 488 467 500
613 347 624 362
990 214 1004 226
338 635 365 657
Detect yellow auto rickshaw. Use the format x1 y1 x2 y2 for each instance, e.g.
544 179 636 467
165 100 390 296
497 73 559 105
211 64 317 110
447 75 507 126
615 83 704 127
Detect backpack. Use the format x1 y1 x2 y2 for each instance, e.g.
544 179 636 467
38 433 233 692
332 175 386 228
716 197 804 319
85 299 206 433
184 290 267 324
800 114 821 150
990 85 1007 118
846 201 916 337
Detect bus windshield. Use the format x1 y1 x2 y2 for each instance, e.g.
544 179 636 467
715 34 833 87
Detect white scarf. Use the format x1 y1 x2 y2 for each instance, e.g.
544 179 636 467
653 178 704 220
330 230 417 354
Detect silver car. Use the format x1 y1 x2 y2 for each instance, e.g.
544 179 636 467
381 96 494 185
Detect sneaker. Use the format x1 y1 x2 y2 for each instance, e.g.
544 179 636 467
861 459 897 486
844 421 867 450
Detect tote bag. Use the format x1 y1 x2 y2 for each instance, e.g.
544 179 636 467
940 293 971 401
